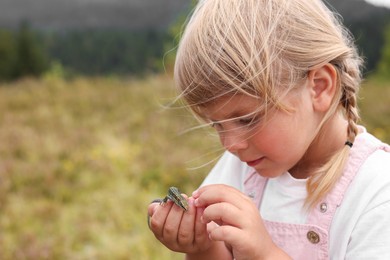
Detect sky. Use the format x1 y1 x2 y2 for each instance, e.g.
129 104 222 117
366 0 390 8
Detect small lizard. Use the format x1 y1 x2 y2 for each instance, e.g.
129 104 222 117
161 186 189 211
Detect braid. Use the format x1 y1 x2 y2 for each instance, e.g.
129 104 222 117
339 60 361 142
305 59 362 209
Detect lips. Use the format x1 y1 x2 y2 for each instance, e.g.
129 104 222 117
246 157 264 167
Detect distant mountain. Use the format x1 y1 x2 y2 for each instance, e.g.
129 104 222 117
0 0 388 31
0 0 191 31
327 0 390 73
0 0 388 75
327 0 390 22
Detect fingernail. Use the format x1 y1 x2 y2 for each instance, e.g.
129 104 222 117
192 190 199 198
194 198 200 207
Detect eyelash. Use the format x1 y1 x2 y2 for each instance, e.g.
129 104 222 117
210 116 260 129
239 117 255 125
210 122 220 128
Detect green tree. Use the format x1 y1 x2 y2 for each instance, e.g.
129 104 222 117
377 25 390 78
14 22 48 78
0 29 16 80
162 0 196 73
43 29 168 76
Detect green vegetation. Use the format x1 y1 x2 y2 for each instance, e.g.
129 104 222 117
348 10 390 74
359 76 390 142
0 74 388 259
0 23 48 80
376 25 390 79
43 29 168 76
0 25 172 80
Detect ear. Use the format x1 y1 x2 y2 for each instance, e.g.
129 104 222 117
307 64 338 112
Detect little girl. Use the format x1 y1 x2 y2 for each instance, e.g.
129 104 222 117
148 0 390 259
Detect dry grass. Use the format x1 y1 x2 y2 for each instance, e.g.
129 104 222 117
0 75 219 259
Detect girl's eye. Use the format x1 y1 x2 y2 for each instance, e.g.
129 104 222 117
239 118 253 125
211 122 222 129
238 117 259 127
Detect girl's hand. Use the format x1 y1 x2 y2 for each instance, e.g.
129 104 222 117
193 184 291 260
147 195 213 254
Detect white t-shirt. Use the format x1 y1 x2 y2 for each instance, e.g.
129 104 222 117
201 148 390 259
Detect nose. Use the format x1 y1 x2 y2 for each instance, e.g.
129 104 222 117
220 131 249 153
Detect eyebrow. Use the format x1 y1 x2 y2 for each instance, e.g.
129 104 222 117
209 109 260 124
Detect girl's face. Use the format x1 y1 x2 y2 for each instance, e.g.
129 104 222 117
200 90 321 179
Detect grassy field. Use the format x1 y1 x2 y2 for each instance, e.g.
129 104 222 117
0 74 388 259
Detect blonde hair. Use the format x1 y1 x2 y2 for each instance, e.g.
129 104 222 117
174 0 363 208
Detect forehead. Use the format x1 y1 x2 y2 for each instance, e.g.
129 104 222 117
199 94 262 121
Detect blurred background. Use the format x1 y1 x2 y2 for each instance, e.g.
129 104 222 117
0 0 389 259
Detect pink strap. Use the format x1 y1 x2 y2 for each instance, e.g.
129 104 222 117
243 170 267 208
307 133 390 228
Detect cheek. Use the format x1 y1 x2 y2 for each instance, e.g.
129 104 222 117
251 116 310 159
255 127 294 153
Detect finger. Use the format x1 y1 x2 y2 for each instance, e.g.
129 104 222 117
147 200 162 229
150 200 174 239
176 197 196 245
202 202 241 227
208 220 275 259
194 184 250 209
147 199 162 217
206 221 220 233
163 200 186 241
208 224 242 244
194 205 210 245
208 224 264 256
